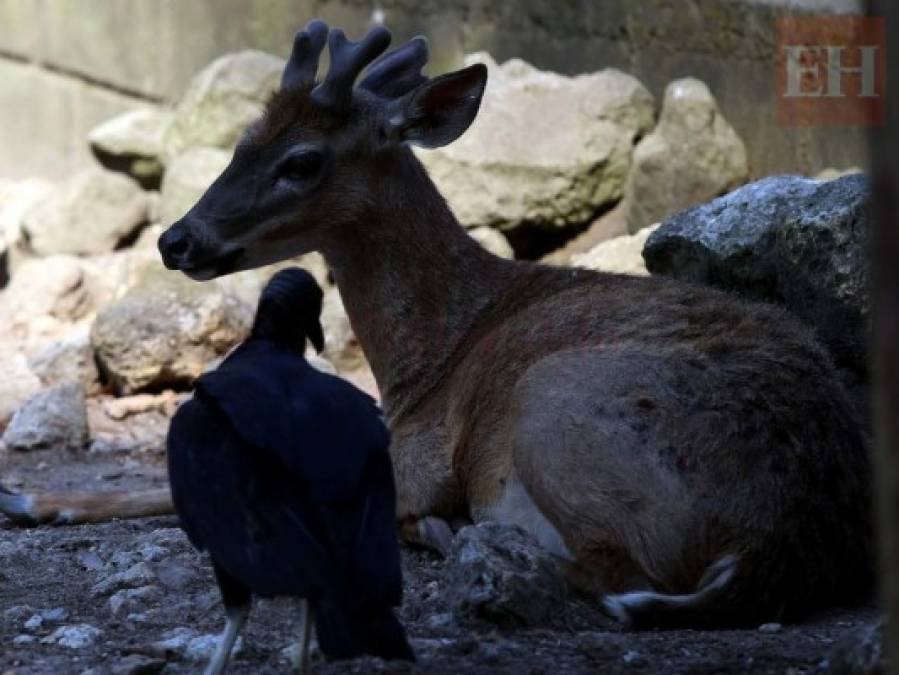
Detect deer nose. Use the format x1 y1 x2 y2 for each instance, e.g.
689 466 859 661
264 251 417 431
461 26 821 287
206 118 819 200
158 226 197 270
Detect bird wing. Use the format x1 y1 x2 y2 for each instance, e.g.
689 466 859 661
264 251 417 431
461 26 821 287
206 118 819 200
167 396 331 597
193 340 390 505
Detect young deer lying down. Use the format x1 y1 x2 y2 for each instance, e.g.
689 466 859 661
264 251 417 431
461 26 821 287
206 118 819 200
4 21 872 628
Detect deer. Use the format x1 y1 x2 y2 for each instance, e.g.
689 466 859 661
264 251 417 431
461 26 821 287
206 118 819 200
1 20 872 628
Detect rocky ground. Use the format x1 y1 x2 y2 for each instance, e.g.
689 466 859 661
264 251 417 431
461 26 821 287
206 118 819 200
0 447 880 675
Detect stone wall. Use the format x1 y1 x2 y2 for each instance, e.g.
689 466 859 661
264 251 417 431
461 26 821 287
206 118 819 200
0 0 865 180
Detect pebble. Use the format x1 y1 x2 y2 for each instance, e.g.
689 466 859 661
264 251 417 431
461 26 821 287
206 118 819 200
758 622 783 633
13 634 36 645
111 654 166 675
41 623 103 648
23 614 43 631
108 585 160 617
41 607 70 623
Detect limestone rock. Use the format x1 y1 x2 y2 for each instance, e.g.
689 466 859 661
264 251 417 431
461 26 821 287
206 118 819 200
90 265 252 394
89 108 173 187
468 226 514 259
572 224 659 276
159 148 231 225
2 255 92 324
1 383 89 452
0 178 54 280
28 328 101 394
0 355 42 427
321 287 365 372
644 174 870 372
624 78 748 234
22 168 149 256
416 53 654 232
443 522 567 627
161 51 284 162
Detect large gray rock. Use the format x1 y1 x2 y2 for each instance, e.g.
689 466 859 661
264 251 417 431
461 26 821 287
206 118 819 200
443 522 567 627
159 148 231 225
624 78 748 234
1 383 89 452
90 266 252 394
21 169 149 256
644 173 870 372
161 51 284 162
88 108 173 187
416 53 654 232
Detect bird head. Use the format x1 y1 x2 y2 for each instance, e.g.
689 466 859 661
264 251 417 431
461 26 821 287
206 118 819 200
251 267 326 353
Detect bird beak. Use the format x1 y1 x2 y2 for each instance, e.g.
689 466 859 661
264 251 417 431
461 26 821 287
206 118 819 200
306 320 325 354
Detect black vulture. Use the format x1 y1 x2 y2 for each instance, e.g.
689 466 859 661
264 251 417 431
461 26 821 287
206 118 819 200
167 268 413 674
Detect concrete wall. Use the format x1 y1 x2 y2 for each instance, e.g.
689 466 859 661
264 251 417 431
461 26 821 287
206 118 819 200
0 0 866 180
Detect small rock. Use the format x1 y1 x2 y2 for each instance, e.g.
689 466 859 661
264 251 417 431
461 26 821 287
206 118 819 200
622 650 646 666
93 561 157 596
0 178 54 279
150 627 243 663
468 227 514 259
41 623 102 649
442 521 567 627
108 585 159 617
40 607 70 623
89 108 172 188
0 355 42 428
159 147 231 225
823 618 883 674
758 622 782 633
28 328 101 394
22 168 149 256
154 561 197 589
110 654 166 675
572 224 659 276
623 78 748 233
320 287 365 372
23 614 43 631
2 254 92 323
13 634 36 645
1 383 89 452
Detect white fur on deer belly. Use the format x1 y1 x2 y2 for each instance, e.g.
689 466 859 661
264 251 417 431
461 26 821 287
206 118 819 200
474 476 574 560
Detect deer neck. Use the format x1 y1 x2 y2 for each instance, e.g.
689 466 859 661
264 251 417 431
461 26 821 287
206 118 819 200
322 152 514 420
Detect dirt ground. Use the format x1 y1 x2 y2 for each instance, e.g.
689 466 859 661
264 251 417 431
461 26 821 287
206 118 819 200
0 446 880 675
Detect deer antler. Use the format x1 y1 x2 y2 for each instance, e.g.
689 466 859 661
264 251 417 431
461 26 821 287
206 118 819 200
359 36 430 99
281 20 330 90
311 26 392 110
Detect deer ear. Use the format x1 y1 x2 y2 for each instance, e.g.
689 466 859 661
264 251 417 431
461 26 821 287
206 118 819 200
384 63 487 149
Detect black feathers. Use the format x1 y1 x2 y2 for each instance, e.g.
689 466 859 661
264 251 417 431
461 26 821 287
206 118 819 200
167 267 413 665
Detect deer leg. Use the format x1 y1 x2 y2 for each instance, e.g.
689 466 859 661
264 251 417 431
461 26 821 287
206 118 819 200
400 516 454 557
0 485 173 526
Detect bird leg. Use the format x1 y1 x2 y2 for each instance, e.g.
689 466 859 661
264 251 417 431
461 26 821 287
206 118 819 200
296 599 315 675
400 516 454 557
204 604 249 675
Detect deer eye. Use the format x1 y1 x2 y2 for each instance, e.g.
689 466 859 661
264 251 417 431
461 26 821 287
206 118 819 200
277 151 324 183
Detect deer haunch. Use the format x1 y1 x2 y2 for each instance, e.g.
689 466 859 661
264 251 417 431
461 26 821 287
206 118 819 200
6 19 872 629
